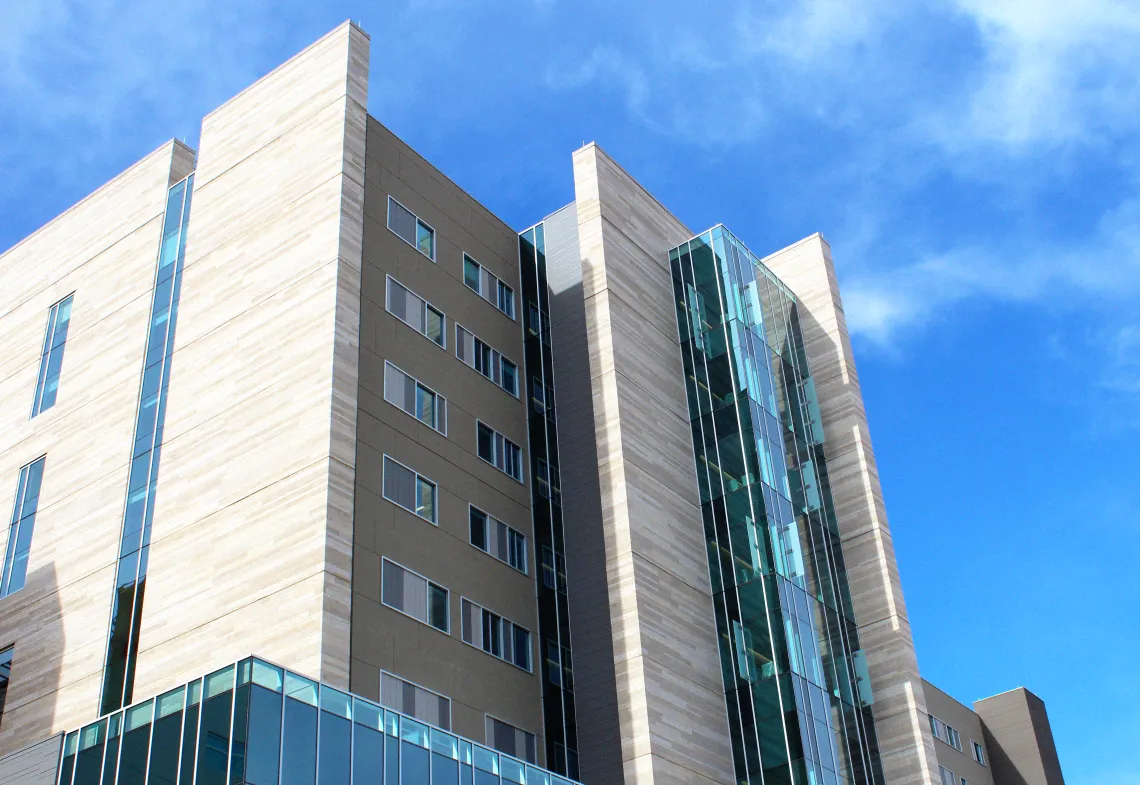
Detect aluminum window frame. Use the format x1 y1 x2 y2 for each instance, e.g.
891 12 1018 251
460 597 534 673
380 453 439 525
380 557 451 635
454 323 520 398
468 503 529 575
382 361 448 436
387 195 436 262
385 275 447 350
475 420 524 483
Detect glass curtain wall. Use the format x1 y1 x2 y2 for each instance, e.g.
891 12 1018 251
669 227 883 785
517 225 577 779
59 657 580 785
99 174 194 715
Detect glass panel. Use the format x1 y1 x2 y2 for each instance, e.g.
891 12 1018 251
252 660 284 692
353 723 384 785
401 741 429 784
196 684 233 785
72 720 106 785
501 757 525 784
464 256 481 292
282 691 317 785
147 698 182 785
118 708 152 785
317 708 351 785
246 684 282 785
178 702 198 785
416 221 434 258
59 732 78 785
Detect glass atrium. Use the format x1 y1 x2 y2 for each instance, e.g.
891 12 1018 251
57 656 581 785
670 227 884 785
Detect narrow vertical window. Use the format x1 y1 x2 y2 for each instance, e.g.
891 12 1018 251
0 646 11 728
463 255 481 293
31 295 74 417
1 456 46 598
497 281 515 319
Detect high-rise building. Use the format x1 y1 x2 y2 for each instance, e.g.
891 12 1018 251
0 21 1065 785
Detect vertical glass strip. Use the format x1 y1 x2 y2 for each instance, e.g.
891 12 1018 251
31 294 75 417
99 174 194 715
518 225 578 778
1 456 47 597
669 226 884 785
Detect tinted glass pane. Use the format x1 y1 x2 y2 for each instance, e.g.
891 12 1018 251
353 725 384 785
179 704 199 785
147 709 182 785
401 741 430 784
282 697 317 785
416 222 434 258
464 257 481 292
73 721 105 785
318 711 351 785
433 753 460 784
429 584 449 632
386 734 400 783
196 691 233 785
477 425 493 462
426 307 444 346
470 509 487 550
246 685 282 785
118 724 151 785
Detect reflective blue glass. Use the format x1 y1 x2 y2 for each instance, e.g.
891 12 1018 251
100 174 194 715
1 456 46 597
31 294 74 417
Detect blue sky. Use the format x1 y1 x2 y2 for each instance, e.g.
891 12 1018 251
2 0 1137 781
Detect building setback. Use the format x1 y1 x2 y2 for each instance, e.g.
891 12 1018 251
0 20 1065 785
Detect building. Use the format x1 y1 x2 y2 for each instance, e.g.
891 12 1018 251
924 680 1066 785
0 21 1064 785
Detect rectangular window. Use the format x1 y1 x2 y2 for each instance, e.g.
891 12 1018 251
476 422 523 482
0 646 11 728
530 377 555 417
1 457 46 598
380 672 451 731
462 254 515 320
972 740 986 766
461 599 532 672
946 724 963 751
527 303 550 345
938 766 956 785
381 558 449 633
386 276 445 347
485 716 537 764
382 456 437 524
541 546 567 593
383 362 447 435
31 295 74 417
387 196 435 261
469 506 528 574
455 325 518 397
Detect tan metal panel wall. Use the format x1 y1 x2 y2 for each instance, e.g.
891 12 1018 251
974 688 1065 785
922 680 995 785
133 22 368 697
351 117 544 750
0 142 184 756
761 234 940 785
561 144 735 784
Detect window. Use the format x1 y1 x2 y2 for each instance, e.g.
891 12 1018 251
381 559 449 633
476 422 523 482
387 197 435 260
938 766 956 785
485 716 537 764
0 646 11 728
1 457 46 598
455 325 519 396
461 599 531 671
946 724 963 751
536 460 561 504
972 740 986 766
930 714 963 751
31 295 74 417
469 506 528 574
380 671 451 731
462 254 515 320
386 276 445 347
383 363 447 434
530 376 555 417
382 456 437 524
527 303 550 345
541 546 567 593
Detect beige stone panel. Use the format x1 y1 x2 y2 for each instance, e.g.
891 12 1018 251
137 21 368 692
135 572 330 700
761 233 939 785
194 22 367 188
571 143 735 784
0 141 178 311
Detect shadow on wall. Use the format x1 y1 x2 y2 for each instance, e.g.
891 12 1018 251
547 279 625 785
0 561 66 762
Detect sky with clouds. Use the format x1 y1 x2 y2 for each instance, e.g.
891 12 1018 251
2 0 1136 781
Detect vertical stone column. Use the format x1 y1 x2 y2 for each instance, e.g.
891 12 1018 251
135 22 368 694
762 235 940 785
552 144 735 784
